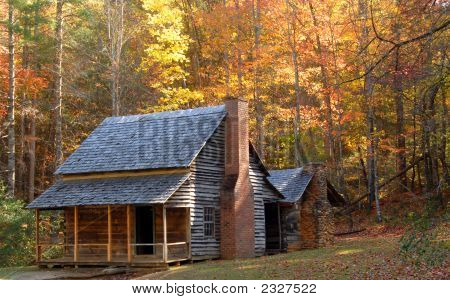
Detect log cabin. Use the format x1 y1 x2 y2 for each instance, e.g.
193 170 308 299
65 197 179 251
27 97 345 267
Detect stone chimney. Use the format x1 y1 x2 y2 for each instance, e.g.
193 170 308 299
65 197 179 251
220 97 255 259
300 163 334 248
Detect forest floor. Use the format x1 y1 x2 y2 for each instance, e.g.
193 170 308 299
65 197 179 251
141 192 449 280
139 229 448 280
1 227 447 280
1 193 447 280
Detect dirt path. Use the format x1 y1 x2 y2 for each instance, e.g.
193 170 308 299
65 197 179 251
0 266 140 280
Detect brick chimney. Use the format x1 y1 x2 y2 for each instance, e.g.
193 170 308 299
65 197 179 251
220 97 255 259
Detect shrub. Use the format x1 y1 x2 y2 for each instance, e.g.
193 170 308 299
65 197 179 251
0 186 35 267
399 199 449 267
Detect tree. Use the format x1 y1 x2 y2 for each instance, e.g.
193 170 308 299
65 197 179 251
104 0 126 116
358 0 379 220
54 0 64 169
140 0 202 111
285 0 304 167
308 0 334 166
7 0 16 197
392 2 407 192
252 0 264 159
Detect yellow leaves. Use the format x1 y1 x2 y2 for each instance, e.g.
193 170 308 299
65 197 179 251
143 87 204 113
140 0 191 90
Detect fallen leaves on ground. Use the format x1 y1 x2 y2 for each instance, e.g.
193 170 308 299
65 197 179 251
140 233 449 280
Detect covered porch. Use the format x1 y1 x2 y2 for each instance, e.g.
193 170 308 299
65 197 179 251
35 204 191 267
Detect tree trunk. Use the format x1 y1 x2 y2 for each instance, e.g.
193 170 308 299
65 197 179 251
234 0 243 97
19 104 25 196
421 83 440 192
358 0 377 210
393 5 407 192
439 49 448 182
28 6 40 202
374 137 382 222
411 94 418 191
28 96 36 201
223 0 230 96
253 0 264 159
329 13 345 192
358 145 368 190
105 0 125 116
440 85 448 180
182 0 203 88
308 1 334 166
7 0 16 197
54 0 64 169
19 22 30 198
285 0 304 166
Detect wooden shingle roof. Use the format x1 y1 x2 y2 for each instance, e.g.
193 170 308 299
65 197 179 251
268 168 313 203
55 105 226 175
27 173 190 209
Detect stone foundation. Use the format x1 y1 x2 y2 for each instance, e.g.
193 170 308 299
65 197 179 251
299 163 334 248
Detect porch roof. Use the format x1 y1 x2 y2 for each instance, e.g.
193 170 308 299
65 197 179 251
27 173 190 209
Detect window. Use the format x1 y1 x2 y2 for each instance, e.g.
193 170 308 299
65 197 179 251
203 207 215 238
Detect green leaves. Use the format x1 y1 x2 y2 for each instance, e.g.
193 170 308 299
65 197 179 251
0 185 35 267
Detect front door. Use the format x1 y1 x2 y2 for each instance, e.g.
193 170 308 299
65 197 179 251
135 206 154 255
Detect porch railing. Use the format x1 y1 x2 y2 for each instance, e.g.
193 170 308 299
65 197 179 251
35 205 191 265
36 242 190 264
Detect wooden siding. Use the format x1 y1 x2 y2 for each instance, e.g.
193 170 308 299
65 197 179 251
249 153 282 256
166 178 192 207
189 118 282 258
189 121 225 259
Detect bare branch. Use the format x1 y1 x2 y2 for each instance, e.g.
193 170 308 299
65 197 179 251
340 1 450 85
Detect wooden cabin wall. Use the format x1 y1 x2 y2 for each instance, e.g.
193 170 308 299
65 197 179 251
65 206 130 257
249 153 283 256
189 120 225 259
166 179 192 207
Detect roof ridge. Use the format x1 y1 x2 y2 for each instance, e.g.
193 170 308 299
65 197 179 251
269 167 303 173
102 105 226 125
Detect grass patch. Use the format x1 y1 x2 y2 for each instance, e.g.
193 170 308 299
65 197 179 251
142 236 448 280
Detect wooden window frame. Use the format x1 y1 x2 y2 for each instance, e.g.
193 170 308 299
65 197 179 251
203 207 215 239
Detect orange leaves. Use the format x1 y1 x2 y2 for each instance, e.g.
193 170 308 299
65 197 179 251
15 68 48 97
0 53 48 102
341 111 364 123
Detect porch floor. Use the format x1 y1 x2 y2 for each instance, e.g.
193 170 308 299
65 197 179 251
38 255 189 267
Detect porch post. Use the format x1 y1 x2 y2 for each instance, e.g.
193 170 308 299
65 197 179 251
74 206 79 262
127 205 132 263
163 205 167 262
107 205 112 262
277 204 282 250
186 207 191 259
35 209 40 262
